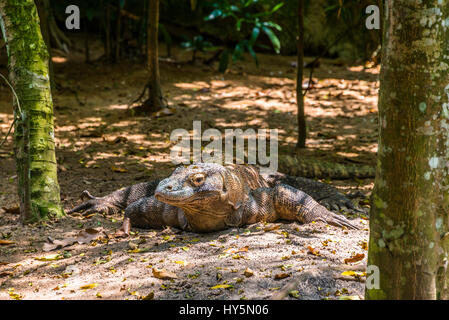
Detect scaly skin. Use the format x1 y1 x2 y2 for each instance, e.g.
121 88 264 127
69 163 359 234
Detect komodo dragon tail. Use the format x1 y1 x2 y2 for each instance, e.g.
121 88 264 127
278 155 375 179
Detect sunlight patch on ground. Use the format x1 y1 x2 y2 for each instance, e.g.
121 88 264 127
52 56 68 64
104 104 129 111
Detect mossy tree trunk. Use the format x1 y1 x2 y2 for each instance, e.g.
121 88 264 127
366 1 449 299
0 0 64 223
296 0 306 148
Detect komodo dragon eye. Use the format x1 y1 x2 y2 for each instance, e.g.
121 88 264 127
190 173 206 187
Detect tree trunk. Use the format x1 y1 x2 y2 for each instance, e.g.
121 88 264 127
366 1 449 299
0 0 64 223
296 0 306 148
115 0 121 63
143 0 164 113
105 4 111 62
34 0 54 91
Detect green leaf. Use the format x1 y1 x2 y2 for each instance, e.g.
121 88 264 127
205 9 223 21
262 26 280 54
262 21 282 31
243 0 253 7
230 5 240 12
249 27 260 46
247 44 258 66
233 42 245 62
236 18 244 31
270 2 284 14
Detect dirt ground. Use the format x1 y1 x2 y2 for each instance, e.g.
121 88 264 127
0 39 378 300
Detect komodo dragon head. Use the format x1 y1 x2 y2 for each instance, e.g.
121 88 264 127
154 163 267 231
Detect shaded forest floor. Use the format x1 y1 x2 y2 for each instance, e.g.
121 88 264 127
0 42 378 300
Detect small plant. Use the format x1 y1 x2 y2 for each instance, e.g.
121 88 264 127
204 0 284 72
180 35 218 62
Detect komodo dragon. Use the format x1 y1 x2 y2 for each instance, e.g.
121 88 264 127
69 163 360 234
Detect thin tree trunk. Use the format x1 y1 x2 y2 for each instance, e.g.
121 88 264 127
366 1 449 300
0 0 64 223
143 0 164 113
296 0 306 148
115 0 121 63
84 18 90 63
105 4 111 62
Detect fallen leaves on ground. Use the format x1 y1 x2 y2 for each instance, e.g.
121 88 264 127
210 284 234 290
341 270 366 278
263 224 281 232
224 246 249 254
34 253 64 261
0 240 14 245
80 283 98 290
110 166 128 173
152 268 178 280
1 205 20 215
42 227 105 251
274 273 290 280
7 288 23 300
243 268 254 277
344 253 365 264
339 295 360 300
307 246 321 256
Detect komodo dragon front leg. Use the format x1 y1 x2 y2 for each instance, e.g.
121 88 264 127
67 180 160 215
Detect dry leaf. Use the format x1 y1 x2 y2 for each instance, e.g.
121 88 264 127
243 268 254 277
80 283 98 290
0 240 15 245
152 107 176 118
2 205 20 215
0 271 13 278
263 224 280 232
339 295 360 300
225 246 249 254
42 238 77 252
307 246 320 256
210 284 233 290
344 253 365 264
127 248 150 253
152 268 177 280
111 166 128 173
34 253 63 261
274 273 290 280
341 271 366 277
141 292 155 300
174 260 189 266
289 290 300 298
42 227 104 251
7 288 22 300
359 241 368 251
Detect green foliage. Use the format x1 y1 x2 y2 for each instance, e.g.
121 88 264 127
203 0 283 72
181 34 218 61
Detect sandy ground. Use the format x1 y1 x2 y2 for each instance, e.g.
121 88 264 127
0 40 378 300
